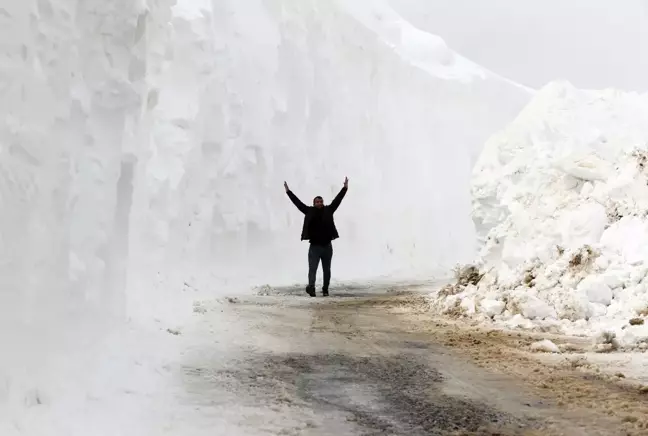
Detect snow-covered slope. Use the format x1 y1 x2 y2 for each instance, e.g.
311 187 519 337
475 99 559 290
433 81 648 349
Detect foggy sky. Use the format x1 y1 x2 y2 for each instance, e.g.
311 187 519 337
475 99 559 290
389 0 648 92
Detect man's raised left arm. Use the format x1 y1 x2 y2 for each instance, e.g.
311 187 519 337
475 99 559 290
329 177 348 213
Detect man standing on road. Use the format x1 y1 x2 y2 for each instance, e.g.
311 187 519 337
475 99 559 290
284 177 348 297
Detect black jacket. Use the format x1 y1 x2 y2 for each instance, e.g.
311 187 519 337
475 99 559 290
287 187 347 244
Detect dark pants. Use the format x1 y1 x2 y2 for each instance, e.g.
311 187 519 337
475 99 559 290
308 243 333 290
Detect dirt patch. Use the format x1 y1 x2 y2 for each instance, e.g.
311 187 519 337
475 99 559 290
419 324 648 433
330 295 648 435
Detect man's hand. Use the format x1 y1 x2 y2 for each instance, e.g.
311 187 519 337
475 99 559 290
343 177 348 189
284 181 289 193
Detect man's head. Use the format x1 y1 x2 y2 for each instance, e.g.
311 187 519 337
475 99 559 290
313 196 324 208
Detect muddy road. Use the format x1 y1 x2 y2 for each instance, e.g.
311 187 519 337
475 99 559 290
180 285 648 435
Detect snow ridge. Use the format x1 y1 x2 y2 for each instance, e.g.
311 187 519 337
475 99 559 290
338 0 533 91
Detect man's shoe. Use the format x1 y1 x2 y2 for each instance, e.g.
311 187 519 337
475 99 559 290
322 288 329 297
305 285 316 297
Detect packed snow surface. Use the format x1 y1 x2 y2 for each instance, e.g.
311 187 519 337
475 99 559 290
432 81 648 349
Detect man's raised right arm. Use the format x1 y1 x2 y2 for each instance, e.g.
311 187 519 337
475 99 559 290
284 181 309 214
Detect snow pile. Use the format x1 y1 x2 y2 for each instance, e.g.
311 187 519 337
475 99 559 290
437 82 648 347
432 81 648 349
530 339 561 354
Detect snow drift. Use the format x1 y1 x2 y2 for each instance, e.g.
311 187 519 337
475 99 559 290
432 81 648 349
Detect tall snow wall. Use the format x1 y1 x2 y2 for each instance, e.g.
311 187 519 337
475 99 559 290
0 0 169 431
0 0 530 384
126 0 531 316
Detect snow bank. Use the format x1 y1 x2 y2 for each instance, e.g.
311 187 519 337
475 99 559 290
432 81 648 349
0 1 179 433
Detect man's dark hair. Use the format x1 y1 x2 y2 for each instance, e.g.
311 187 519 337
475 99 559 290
313 196 323 203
